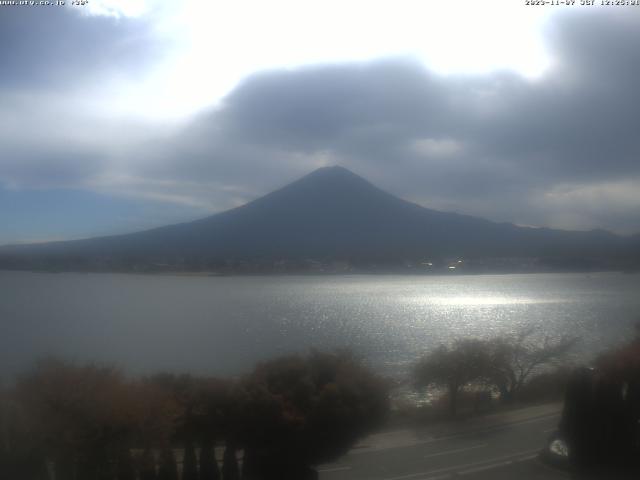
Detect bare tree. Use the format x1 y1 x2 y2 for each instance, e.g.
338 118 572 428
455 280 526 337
414 339 491 417
487 327 578 403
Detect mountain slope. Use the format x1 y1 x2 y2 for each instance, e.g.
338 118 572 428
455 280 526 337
0 166 637 270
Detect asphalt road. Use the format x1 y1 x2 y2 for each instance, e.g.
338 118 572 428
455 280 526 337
318 405 567 480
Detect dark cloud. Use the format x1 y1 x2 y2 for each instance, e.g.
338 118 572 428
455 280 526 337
0 7 162 87
218 60 450 150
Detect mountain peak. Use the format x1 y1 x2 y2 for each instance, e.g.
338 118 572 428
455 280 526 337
289 165 378 191
237 164 398 220
308 165 355 175
300 165 363 182
250 165 390 209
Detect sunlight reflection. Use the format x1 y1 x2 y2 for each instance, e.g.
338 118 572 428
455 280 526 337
416 296 560 306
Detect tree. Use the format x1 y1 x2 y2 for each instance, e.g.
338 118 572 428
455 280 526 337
234 351 389 480
130 378 181 452
559 326 640 472
157 447 178 480
182 441 198 480
116 447 136 480
144 373 200 444
199 441 220 480
0 390 48 480
222 443 240 480
414 339 491 417
138 449 157 480
16 358 141 479
486 328 578 403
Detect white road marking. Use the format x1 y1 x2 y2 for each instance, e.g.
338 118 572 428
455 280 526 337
415 415 556 446
318 466 352 473
423 443 487 459
458 453 538 475
382 449 540 480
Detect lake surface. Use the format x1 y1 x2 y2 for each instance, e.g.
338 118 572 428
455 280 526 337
1 271 639 380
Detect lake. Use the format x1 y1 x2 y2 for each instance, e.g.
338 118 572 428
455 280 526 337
1 271 639 381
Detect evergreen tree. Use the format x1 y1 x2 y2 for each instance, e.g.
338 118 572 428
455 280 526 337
240 447 260 480
54 453 75 480
221 443 239 480
10 448 49 480
182 441 198 480
76 451 99 480
157 447 178 480
116 448 136 480
138 449 157 480
199 442 220 480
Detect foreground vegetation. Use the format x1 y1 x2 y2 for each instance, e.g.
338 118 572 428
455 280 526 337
3 324 640 479
558 326 640 475
0 351 388 480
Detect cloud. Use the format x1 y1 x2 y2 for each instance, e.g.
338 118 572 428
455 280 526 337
0 6 163 88
1 8 640 239
410 138 464 159
532 180 640 233
84 0 153 18
0 4 173 193
149 10 640 233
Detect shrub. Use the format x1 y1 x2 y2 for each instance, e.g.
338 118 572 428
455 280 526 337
235 351 389 479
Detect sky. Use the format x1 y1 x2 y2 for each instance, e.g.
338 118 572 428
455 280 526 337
1 0 640 244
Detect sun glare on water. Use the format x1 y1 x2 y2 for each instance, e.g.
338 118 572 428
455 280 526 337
422 296 559 306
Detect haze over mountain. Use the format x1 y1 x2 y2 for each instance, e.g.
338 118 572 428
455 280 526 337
1 167 638 272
